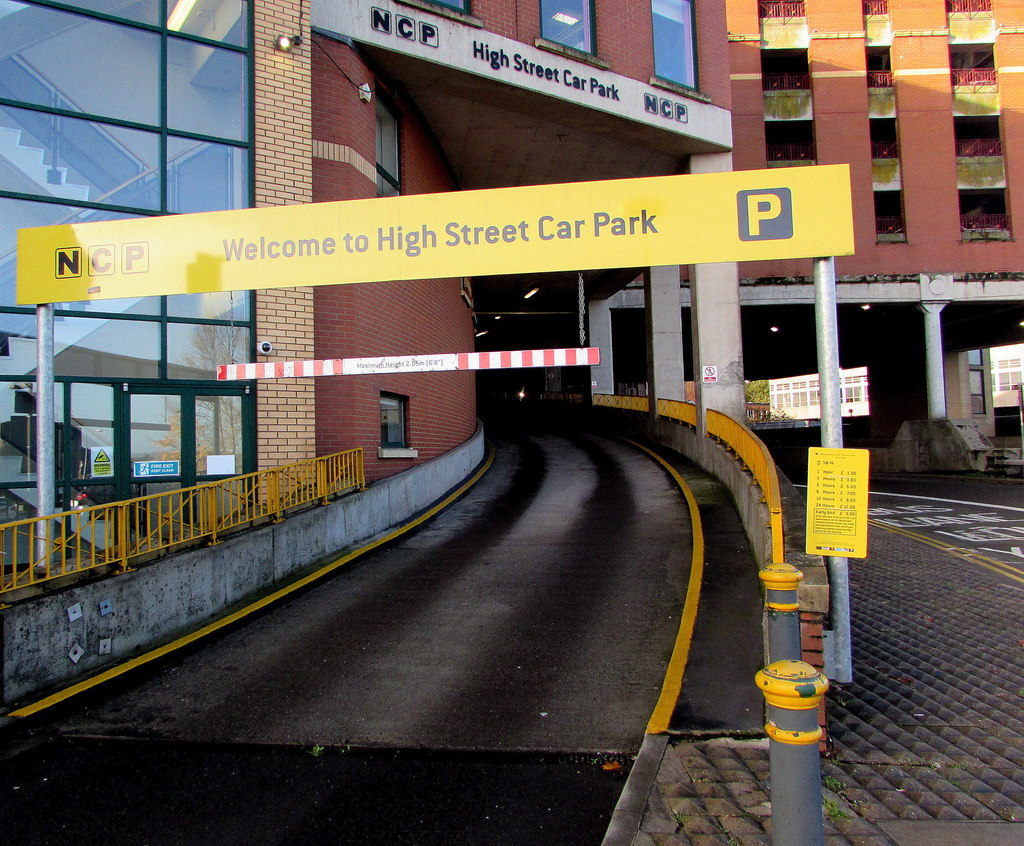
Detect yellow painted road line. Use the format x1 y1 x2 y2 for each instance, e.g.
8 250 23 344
618 439 704 736
8 447 496 719
868 518 1024 586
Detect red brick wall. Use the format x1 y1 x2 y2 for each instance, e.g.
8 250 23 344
311 36 477 483
726 0 1024 281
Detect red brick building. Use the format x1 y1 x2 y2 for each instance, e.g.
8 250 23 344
304 0 735 479
725 0 1024 440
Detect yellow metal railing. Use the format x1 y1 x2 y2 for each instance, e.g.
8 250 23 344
0 448 364 601
594 394 784 563
593 393 650 413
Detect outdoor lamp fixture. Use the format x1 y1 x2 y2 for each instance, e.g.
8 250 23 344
523 287 540 299
274 33 302 52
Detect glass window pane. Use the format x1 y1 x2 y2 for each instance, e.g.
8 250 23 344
375 101 399 197
167 322 248 379
540 0 593 53
167 290 249 321
195 394 242 475
652 0 697 88
0 377 62 484
380 394 406 447
0 105 160 210
167 38 247 141
70 382 114 482
167 0 246 46
52 316 160 378
131 393 181 467
37 0 161 25
0 4 159 122
167 136 248 212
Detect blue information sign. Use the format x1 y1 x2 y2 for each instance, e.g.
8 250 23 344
133 460 180 477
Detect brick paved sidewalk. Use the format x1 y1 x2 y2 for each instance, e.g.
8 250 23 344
623 516 1024 846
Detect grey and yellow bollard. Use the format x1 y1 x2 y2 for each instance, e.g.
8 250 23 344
759 563 804 662
755 660 829 846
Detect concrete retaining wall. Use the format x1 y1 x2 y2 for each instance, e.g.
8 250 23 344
1 424 486 707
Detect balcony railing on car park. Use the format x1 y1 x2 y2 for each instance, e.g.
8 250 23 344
0 448 364 602
871 141 898 159
766 143 816 163
951 67 997 88
961 213 1009 232
762 73 811 91
867 70 893 88
947 0 992 15
863 0 889 14
956 138 1002 157
593 394 785 563
759 1 805 19
875 216 906 236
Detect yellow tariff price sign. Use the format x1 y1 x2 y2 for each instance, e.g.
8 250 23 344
805 447 870 559
17 165 854 304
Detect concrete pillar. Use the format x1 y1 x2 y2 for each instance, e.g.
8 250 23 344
588 298 615 397
691 261 745 425
644 265 686 416
919 301 948 419
688 151 746 427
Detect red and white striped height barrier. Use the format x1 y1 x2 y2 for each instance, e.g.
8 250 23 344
217 347 600 380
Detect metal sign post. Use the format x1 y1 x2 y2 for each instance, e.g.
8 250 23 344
813 256 853 684
35 303 55 562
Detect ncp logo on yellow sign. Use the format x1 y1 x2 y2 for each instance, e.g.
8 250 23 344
54 242 149 279
736 188 793 242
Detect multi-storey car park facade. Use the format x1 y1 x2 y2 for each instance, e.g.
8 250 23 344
1 0 739 515
722 0 1024 444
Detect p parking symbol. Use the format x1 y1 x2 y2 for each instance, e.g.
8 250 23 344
737 188 793 241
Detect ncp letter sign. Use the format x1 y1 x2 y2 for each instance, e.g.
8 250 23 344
17 165 854 304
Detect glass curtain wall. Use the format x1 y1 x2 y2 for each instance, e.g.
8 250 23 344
0 0 254 517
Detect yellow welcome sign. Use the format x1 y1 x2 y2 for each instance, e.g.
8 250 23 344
17 165 854 304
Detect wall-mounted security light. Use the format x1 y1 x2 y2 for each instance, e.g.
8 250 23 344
274 34 302 52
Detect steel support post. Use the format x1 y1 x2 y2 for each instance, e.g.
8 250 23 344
35 304 56 562
755 660 829 846
812 256 852 684
760 563 804 663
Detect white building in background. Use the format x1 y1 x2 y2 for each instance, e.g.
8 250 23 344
768 345 1023 422
992 344 1024 408
769 367 870 421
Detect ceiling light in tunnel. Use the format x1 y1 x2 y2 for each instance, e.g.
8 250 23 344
770 326 780 333
475 330 489 337
524 288 540 299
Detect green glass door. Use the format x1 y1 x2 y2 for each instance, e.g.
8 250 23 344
126 387 250 499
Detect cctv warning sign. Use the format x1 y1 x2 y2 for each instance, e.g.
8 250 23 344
17 166 854 304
